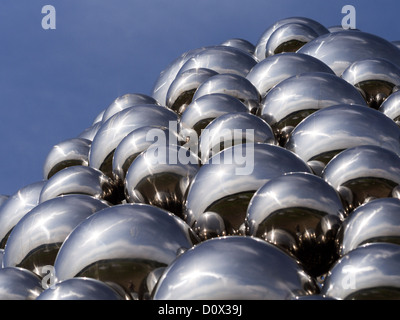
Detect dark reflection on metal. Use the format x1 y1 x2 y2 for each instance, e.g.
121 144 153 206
0 267 43 300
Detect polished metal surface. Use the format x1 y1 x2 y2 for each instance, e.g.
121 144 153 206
166 68 218 114
43 138 91 180
54 203 199 299
199 112 276 164
337 198 400 256
0 195 8 207
285 104 400 165
184 143 312 233
89 104 178 177
3 195 109 276
379 90 400 123
0 181 46 249
125 144 199 218
322 145 400 212
321 243 400 300
36 278 125 300
394 41 400 50
77 121 102 142
39 166 120 205
0 267 43 300
246 172 344 276
254 17 329 61
220 38 255 56
246 52 335 98
259 72 367 140
298 30 400 76
153 236 318 300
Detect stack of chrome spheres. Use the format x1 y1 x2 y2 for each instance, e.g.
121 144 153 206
1 17 400 300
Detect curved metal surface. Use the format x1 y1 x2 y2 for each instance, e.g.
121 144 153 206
153 236 318 300
379 90 400 123
0 267 43 300
77 121 102 142
220 38 255 56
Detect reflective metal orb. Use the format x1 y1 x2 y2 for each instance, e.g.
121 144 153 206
0 267 43 300
153 236 318 300
285 104 400 165
53 203 199 299
379 90 400 124
246 52 335 98
125 145 199 217
184 143 312 233
0 181 46 249
43 138 91 180
89 104 178 177
321 243 400 300
36 278 125 300
298 31 400 76
322 145 400 211
3 195 109 276
77 121 102 142
220 38 256 56
39 166 120 205
192 211 227 241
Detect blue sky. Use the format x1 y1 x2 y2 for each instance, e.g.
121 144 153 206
0 0 399 195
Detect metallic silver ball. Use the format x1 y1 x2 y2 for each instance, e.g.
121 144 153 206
379 90 400 123
322 145 400 211
43 138 91 180
0 181 46 249
53 203 199 299
246 52 335 98
0 267 43 300
36 278 125 300
152 236 318 300
77 121 102 142
298 31 400 76
337 198 400 256
193 211 227 240
321 243 400 300
285 104 400 165
220 38 255 56
3 195 109 276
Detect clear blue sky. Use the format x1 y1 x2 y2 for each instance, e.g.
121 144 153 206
0 0 399 195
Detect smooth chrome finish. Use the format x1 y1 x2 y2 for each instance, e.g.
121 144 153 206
39 166 120 205
246 52 335 98
43 138 92 180
53 203 199 299
36 278 125 300
199 112 276 164
259 72 366 140
220 38 255 56
254 17 329 61
184 143 312 233
285 104 400 165
153 236 318 300
266 23 319 56
298 31 400 76
192 211 227 240
125 145 199 218
0 195 8 208
321 243 400 300
379 90 400 123
192 73 261 113
166 68 218 114
0 181 46 249
3 195 109 276
322 145 400 212
77 121 102 142
337 198 400 256
0 267 43 300
89 104 178 177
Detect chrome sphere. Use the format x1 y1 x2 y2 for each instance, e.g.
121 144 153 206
285 104 400 165
220 38 255 56
3 195 109 276
89 104 178 177
321 243 400 300
43 138 91 180
125 144 199 217
0 267 43 300
246 172 344 276
192 211 227 241
53 203 199 299
322 145 400 212
153 236 318 300
39 165 120 205
0 181 46 249
166 68 218 114
298 31 400 76
246 52 335 98
199 112 276 164
379 90 400 123
254 17 329 61
184 143 312 233
337 198 400 256
36 278 125 300
192 73 261 113
77 121 102 142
